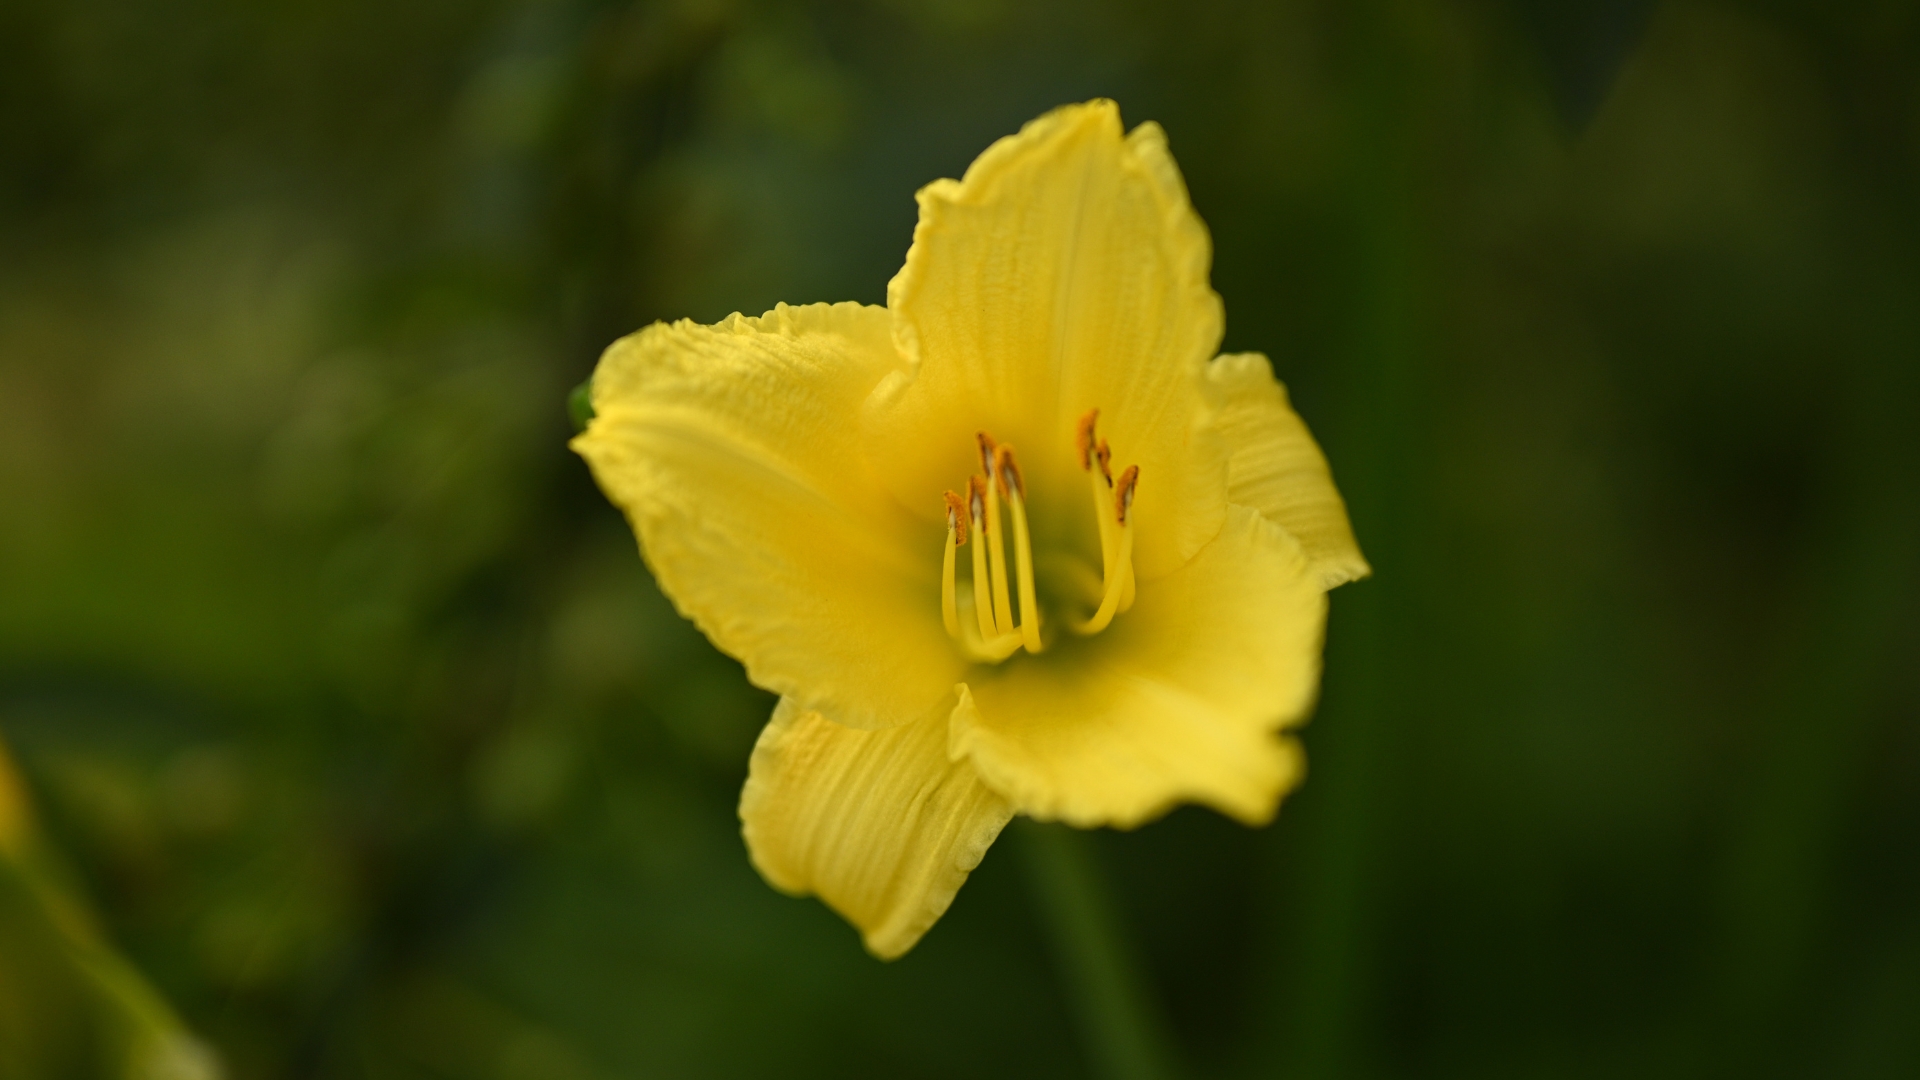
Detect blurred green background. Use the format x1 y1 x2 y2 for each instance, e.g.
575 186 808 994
3 0 1917 1077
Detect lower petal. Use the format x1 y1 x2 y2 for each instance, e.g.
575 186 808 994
741 697 1013 959
952 505 1323 828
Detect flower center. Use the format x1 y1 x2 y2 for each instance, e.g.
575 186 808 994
939 409 1139 664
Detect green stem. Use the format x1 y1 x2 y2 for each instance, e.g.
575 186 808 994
1016 819 1183 1080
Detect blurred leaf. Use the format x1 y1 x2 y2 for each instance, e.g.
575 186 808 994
1507 0 1661 130
0 738 220 1080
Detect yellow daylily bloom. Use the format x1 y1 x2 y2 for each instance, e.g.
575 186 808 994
573 100 1366 959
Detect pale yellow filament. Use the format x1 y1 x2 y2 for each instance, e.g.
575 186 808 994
983 480 1014 637
1072 457 1137 636
1088 466 1115 595
1081 420 1134 618
1073 520 1133 636
1006 486 1044 653
969 500 999 644
944 420 1135 657
955 495 1023 661
967 623 1024 662
941 522 961 640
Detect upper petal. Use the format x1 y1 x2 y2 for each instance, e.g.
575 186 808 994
1204 353 1370 588
573 302 964 730
951 505 1323 828
864 100 1228 578
741 696 1013 959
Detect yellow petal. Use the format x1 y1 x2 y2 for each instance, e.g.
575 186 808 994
573 302 964 731
865 100 1227 578
951 505 1321 828
741 697 1013 959
1204 352 1370 588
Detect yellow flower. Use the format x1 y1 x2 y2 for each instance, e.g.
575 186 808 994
572 100 1367 958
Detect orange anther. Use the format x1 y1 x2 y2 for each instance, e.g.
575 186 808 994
1075 409 1101 470
1114 465 1139 525
993 444 1025 499
1094 439 1113 484
943 490 969 545
967 475 988 523
975 431 998 478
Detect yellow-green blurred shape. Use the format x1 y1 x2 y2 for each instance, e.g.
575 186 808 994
0 737 28 857
0 737 222 1080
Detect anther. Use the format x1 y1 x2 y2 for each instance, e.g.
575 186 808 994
1076 409 1100 471
1094 439 1112 484
976 431 997 478
993 443 1024 499
943 490 969 546
1114 465 1139 525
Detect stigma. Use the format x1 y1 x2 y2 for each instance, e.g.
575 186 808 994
938 410 1140 662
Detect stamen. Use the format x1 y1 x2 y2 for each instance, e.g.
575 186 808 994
977 431 1015 637
951 476 1022 662
941 491 966 640
996 445 1044 653
1115 464 1137 612
1114 465 1138 525
994 442 1025 500
1079 413 1119 602
942 422 1138 657
967 477 999 644
969 627 1025 661
1074 465 1139 636
943 489 970 547
1088 464 1117 595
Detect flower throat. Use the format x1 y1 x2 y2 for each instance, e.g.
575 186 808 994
940 409 1139 663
